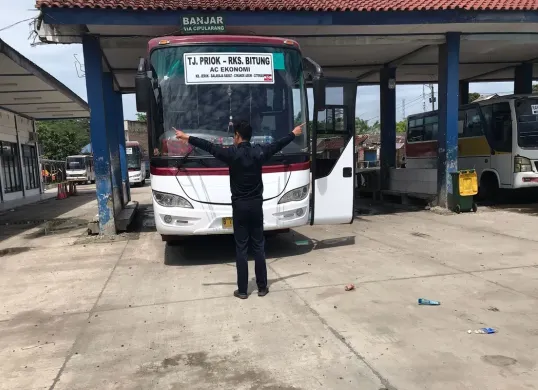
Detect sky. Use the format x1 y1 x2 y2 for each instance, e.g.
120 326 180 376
0 0 517 124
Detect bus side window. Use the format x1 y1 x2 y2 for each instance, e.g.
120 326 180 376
491 103 512 152
458 111 465 136
464 108 483 137
407 117 424 142
424 115 438 141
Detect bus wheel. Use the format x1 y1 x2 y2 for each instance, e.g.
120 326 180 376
479 173 499 202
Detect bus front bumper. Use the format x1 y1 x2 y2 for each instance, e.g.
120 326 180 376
129 172 144 183
153 197 310 236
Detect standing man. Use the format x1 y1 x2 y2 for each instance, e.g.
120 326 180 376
175 120 304 299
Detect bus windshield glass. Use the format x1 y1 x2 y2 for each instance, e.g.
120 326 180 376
127 146 142 169
150 45 307 157
516 98 538 148
67 157 86 170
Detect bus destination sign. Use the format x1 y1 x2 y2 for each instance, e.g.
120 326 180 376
181 15 226 35
184 53 275 85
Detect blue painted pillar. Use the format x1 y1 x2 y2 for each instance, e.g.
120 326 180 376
514 63 533 95
82 35 117 235
437 32 460 207
114 91 130 203
379 67 396 190
103 73 124 214
459 81 469 105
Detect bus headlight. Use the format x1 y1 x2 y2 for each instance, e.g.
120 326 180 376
515 156 533 173
153 190 193 208
278 185 309 204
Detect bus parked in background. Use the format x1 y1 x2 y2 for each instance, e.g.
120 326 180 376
66 154 94 184
405 95 538 199
126 140 147 186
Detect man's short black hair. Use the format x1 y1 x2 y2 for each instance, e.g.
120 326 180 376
234 120 252 141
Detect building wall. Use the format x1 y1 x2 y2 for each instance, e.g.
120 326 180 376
0 109 41 204
124 120 148 154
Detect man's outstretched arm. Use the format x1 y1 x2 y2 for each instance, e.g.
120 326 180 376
175 128 234 164
260 124 304 162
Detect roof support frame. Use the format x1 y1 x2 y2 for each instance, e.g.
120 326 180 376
464 55 538 81
356 44 436 81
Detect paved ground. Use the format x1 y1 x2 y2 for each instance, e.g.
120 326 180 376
1 186 538 390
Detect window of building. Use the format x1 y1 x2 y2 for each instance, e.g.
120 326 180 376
0 142 22 193
22 145 39 190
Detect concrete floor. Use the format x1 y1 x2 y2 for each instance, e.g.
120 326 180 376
1 185 538 390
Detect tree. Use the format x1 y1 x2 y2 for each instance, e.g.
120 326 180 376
533 84 538 93
355 118 380 134
396 120 407 133
469 92 481 103
136 112 147 123
36 119 90 161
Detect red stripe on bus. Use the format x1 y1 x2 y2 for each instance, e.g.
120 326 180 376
406 141 437 158
151 161 310 176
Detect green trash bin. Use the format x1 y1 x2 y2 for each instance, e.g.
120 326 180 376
448 169 478 213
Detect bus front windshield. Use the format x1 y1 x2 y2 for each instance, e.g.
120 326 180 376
516 98 538 148
150 45 307 157
127 146 142 169
67 157 86 170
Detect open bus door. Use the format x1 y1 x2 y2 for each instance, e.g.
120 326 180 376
310 78 357 225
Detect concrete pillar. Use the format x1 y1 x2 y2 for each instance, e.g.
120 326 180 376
514 63 533 95
103 73 124 212
113 91 130 203
379 67 396 190
437 32 460 208
82 35 117 235
459 81 469 105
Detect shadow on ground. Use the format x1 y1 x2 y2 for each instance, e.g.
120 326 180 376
476 190 538 216
163 231 355 266
0 187 97 243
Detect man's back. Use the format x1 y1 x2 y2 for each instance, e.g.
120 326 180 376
228 142 264 203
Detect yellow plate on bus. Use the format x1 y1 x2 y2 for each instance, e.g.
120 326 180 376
222 217 233 229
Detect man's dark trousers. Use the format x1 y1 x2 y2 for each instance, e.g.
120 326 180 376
232 198 267 294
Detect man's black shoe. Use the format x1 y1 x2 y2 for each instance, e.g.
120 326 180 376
258 288 269 297
234 290 248 299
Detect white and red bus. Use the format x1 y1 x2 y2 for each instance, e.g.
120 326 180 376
406 94 538 198
135 35 356 240
126 140 147 186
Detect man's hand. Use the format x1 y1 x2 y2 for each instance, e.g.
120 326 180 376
292 123 305 137
174 127 189 143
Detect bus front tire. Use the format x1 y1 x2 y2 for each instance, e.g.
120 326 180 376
479 173 499 202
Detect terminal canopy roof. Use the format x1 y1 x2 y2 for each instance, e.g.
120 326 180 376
36 0 538 91
0 38 89 120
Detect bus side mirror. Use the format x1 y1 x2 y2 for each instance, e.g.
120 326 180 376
313 77 326 112
135 57 152 112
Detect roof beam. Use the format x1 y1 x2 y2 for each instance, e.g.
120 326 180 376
356 44 436 81
464 56 538 81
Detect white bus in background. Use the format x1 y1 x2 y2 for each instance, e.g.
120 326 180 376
135 35 357 242
66 154 94 184
126 141 147 186
405 94 538 199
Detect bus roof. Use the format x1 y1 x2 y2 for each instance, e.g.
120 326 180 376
408 93 538 120
148 35 300 51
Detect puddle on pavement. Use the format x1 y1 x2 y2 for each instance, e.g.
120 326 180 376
0 247 31 257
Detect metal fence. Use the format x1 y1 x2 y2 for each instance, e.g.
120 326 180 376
40 159 66 188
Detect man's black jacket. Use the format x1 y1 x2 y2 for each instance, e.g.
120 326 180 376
188 133 296 203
